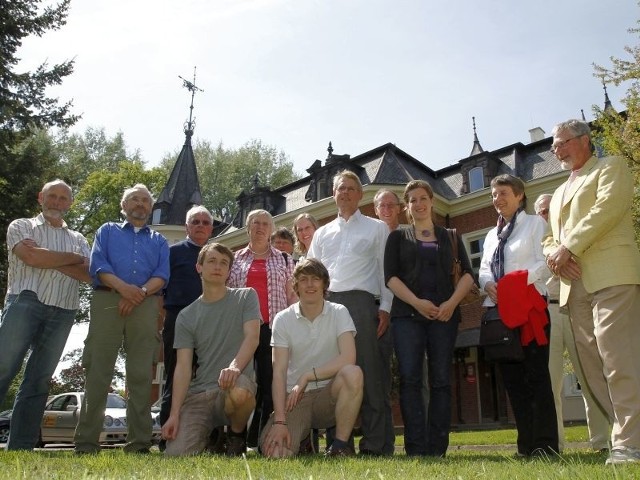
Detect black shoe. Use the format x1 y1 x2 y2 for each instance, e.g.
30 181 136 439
325 444 355 457
359 448 384 457
225 430 247 457
128 448 151 454
206 426 226 454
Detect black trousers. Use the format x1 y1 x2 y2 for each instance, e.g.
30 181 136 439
499 323 558 455
159 308 181 426
247 323 273 446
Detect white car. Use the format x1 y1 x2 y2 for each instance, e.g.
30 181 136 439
39 392 161 446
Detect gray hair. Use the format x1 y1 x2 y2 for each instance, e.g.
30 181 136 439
551 119 592 141
534 194 552 214
373 189 400 207
120 184 153 216
42 179 72 199
332 170 363 193
245 209 275 232
186 205 213 224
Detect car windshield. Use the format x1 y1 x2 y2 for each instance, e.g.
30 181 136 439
105 394 127 409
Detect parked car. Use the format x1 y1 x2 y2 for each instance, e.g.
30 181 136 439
40 392 129 445
0 392 161 446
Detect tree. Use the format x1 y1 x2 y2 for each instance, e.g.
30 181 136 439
0 0 77 142
55 127 143 190
160 139 301 221
593 19 640 244
50 348 126 395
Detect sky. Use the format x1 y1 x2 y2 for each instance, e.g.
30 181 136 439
18 0 640 177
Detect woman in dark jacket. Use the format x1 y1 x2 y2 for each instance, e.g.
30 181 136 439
384 179 474 457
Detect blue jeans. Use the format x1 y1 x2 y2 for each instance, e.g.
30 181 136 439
0 290 75 449
392 315 459 456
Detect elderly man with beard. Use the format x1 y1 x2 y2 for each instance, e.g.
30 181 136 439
74 184 170 455
0 179 91 450
543 119 640 465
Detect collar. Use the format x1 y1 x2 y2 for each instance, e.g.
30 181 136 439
293 300 328 320
337 209 362 224
121 220 150 232
35 212 68 229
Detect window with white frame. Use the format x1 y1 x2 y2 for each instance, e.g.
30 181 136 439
468 166 484 192
463 228 492 278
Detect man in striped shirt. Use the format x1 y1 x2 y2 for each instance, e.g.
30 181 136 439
0 179 91 450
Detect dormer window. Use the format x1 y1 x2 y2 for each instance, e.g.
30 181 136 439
468 166 484 192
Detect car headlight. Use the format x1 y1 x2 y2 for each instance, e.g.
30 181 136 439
103 415 113 427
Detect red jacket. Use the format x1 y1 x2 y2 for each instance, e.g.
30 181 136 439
497 270 548 346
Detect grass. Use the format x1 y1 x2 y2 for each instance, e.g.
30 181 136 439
0 426 638 479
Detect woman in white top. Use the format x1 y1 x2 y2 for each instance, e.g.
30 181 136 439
478 174 557 457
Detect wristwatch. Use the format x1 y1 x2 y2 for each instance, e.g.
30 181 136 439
141 286 148 296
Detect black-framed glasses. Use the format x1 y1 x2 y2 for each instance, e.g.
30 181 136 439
190 219 212 226
550 135 582 153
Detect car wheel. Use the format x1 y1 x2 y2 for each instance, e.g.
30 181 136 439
0 425 10 443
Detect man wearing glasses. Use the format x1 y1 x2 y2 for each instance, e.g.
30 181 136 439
159 205 214 447
373 189 402 455
543 119 640 465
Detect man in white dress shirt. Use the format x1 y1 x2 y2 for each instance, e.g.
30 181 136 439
308 170 393 456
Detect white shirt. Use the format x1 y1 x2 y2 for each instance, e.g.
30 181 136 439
478 211 550 307
6 213 91 310
307 210 392 312
271 301 356 392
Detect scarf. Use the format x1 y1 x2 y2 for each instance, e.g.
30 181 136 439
490 208 522 281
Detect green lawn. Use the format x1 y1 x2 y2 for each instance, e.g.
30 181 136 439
0 426 637 479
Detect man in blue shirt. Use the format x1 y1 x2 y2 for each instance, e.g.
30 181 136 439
74 184 170 454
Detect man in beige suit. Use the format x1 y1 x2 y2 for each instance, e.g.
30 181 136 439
543 119 640 465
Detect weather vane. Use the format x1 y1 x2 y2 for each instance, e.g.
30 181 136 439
178 66 204 137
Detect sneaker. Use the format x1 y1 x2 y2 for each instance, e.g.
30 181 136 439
225 431 247 457
606 446 640 465
325 444 355 457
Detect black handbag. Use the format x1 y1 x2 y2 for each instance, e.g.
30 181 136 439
479 307 524 362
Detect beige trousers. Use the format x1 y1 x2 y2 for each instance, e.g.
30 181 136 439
567 279 640 448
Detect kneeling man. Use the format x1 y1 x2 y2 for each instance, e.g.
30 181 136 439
162 243 260 456
261 258 363 457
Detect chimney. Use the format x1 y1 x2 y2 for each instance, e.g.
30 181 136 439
528 127 546 143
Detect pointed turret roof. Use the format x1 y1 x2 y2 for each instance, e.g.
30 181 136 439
469 116 484 156
603 81 615 112
153 68 204 225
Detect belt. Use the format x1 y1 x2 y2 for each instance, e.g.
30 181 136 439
94 286 114 292
549 299 559 304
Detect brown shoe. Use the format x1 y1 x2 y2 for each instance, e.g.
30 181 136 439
325 444 355 457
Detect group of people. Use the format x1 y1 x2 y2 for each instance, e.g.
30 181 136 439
1 118 639 465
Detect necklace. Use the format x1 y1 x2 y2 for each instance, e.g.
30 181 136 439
415 225 433 237
249 245 270 256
